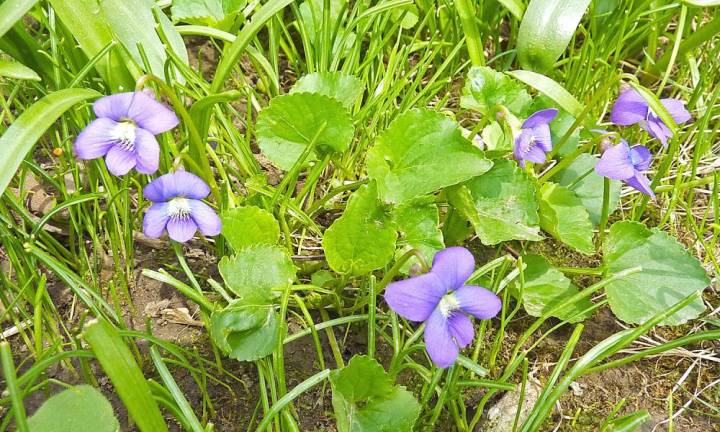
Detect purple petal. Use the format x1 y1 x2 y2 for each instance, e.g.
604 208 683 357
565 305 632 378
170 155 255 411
133 128 160 174
611 89 648 126
73 118 118 159
105 145 137 176
660 98 691 124
642 118 672 147
523 143 547 164
143 171 211 202
385 273 445 322
127 92 179 135
513 130 533 164
455 285 502 319
143 202 170 238
93 92 134 121
595 142 634 180
522 108 558 129
625 172 656 199
167 217 198 243
629 145 652 171
447 313 474 349
430 247 475 291
424 309 458 368
531 124 553 153
189 200 222 237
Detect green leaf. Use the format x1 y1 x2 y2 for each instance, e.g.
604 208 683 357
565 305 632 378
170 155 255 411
450 159 542 245
392 199 444 273
0 0 38 40
508 70 583 117
48 0 134 90
28 385 119 432
461 66 532 117
221 206 280 251
605 410 650 432
552 154 621 225
172 0 225 22
323 183 397 275
99 0 189 80
0 88 100 195
538 182 594 254
497 0 525 19
298 0 345 41
330 355 420 432
603 221 709 325
256 92 354 170
682 0 720 6
0 59 40 81
291 72 364 109
515 254 592 322
218 245 296 298
83 319 168 432
367 109 493 204
517 0 592 72
209 299 278 361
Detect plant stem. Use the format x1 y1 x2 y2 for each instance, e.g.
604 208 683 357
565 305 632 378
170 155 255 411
454 0 485 66
597 177 611 247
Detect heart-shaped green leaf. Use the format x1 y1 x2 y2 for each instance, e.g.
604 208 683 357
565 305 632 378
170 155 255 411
210 299 278 361
603 221 709 325
221 206 280 251
517 0 592 72
28 385 119 432
367 109 493 204
218 245 296 299
392 199 444 273
256 92 354 170
461 66 532 117
330 355 420 432
538 182 594 254
450 159 542 245
291 72 364 109
515 254 592 322
323 182 397 275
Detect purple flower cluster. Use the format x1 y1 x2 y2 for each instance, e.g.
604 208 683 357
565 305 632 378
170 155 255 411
385 247 501 368
596 88 691 198
74 91 220 243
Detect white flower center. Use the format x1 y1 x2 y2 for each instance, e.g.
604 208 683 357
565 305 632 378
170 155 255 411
112 121 137 151
167 197 191 220
438 293 461 318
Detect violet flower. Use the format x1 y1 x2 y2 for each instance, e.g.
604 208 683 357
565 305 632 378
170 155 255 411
74 91 179 176
610 88 691 147
384 247 502 368
513 108 558 167
595 140 655 199
142 171 221 243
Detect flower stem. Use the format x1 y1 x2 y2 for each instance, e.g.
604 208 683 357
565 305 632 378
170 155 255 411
454 0 485 66
597 177 611 247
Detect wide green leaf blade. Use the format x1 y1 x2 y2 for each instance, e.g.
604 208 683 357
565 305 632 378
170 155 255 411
49 0 134 90
552 154 621 225
28 385 119 432
367 109 493 204
256 92 354 170
290 72 364 109
517 0 592 72
0 59 40 80
392 199 444 273
323 183 397 275
221 206 280 251
602 221 709 325
515 254 592 322
330 356 420 432
218 245 296 298
0 88 100 195
83 319 168 432
538 182 594 254
450 159 542 245
0 0 37 40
